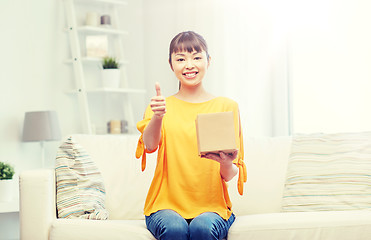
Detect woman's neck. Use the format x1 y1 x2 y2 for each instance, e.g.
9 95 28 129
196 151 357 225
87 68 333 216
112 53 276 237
174 84 215 103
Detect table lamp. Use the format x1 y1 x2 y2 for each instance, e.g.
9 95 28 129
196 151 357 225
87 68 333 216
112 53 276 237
22 111 61 167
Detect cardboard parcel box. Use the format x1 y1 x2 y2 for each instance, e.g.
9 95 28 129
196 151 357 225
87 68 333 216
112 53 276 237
195 111 237 156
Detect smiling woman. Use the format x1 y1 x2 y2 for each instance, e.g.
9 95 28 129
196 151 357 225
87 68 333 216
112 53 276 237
137 30 246 240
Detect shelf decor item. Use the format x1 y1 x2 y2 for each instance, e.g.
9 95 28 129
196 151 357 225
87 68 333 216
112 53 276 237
86 35 108 58
85 12 99 27
22 111 62 167
109 120 121 134
100 15 111 27
0 162 15 202
101 57 121 88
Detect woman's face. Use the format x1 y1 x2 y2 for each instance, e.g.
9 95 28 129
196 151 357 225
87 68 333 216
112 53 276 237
170 50 210 88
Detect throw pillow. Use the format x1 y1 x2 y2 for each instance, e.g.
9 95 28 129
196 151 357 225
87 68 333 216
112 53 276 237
55 136 109 219
282 132 371 212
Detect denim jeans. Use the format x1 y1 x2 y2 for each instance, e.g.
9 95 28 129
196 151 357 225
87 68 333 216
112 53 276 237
145 209 236 240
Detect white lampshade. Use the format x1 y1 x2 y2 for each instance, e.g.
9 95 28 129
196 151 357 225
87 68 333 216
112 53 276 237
22 111 61 142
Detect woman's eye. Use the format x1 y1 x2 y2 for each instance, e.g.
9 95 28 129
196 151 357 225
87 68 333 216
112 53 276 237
194 57 202 60
176 58 185 62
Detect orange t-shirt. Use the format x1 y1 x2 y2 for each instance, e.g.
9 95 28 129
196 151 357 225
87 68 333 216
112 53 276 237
136 96 247 220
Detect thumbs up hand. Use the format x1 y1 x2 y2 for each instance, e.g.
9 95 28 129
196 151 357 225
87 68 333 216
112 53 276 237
150 82 166 118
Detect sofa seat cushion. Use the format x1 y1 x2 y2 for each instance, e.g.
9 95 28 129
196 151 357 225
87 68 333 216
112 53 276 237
49 219 155 240
228 210 371 240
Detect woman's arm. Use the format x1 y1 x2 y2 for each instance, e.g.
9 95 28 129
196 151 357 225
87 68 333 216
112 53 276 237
219 152 239 181
202 151 239 182
143 115 163 152
143 83 166 152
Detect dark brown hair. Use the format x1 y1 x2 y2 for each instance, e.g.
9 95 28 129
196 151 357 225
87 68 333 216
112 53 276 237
169 31 210 68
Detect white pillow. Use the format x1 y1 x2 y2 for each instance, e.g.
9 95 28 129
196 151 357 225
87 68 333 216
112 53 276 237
55 136 109 219
282 132 371 212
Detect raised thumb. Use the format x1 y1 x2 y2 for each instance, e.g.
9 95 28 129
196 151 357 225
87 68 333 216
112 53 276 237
155 82 161 96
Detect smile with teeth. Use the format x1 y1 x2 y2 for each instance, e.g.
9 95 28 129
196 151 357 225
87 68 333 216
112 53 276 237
183 72 198 78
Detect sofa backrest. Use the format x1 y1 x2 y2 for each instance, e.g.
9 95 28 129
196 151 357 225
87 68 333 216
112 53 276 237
229 136 292 215
72 134 292 220
72 134 157 220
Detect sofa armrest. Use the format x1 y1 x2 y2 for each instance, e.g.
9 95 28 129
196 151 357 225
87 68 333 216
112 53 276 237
20 169 56 240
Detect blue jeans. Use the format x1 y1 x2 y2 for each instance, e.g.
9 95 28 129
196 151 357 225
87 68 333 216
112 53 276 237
145 209 236 240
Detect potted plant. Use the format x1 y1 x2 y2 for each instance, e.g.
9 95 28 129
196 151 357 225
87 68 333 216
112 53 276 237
0 162 15 202
101 57 121 88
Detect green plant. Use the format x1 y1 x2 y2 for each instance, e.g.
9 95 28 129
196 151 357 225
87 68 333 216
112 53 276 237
102 57 120 69
0 162 15 180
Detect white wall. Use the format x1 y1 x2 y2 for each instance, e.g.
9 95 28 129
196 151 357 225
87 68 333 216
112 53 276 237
0 1 60 238
0 0 145 239
290 0 371 134
142 0 178 99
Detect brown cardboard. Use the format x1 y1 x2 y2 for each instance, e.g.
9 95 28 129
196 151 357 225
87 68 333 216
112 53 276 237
195 111 237 156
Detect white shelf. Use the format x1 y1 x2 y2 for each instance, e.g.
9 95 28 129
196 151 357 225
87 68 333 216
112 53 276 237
76 0 128 6
0 201 19 214
76 26 129 35
67 88 146 94
64 57 129 65
0 178 19 214
88 88 146 93
64 0 142 134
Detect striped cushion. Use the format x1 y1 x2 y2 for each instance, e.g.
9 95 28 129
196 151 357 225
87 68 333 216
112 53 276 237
55 136 109 219
282 132 371 212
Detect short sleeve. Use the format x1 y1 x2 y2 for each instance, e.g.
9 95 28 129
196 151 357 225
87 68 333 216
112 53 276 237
135 105 158 171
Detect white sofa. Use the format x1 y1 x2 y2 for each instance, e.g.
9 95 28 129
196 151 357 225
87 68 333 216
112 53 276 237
20 133 371 240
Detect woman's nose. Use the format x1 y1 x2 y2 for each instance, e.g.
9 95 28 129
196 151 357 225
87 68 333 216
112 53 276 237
185 60 194 69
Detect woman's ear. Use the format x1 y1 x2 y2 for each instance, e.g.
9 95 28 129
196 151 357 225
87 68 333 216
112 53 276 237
169 59 174 71
207 56 211 68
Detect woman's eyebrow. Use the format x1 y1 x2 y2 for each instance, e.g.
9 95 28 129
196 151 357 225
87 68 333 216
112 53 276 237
175 51 202 56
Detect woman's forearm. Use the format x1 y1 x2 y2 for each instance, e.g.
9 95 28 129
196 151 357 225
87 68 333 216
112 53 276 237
220 161 238 182
202 151 239 182
143 115 163 152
